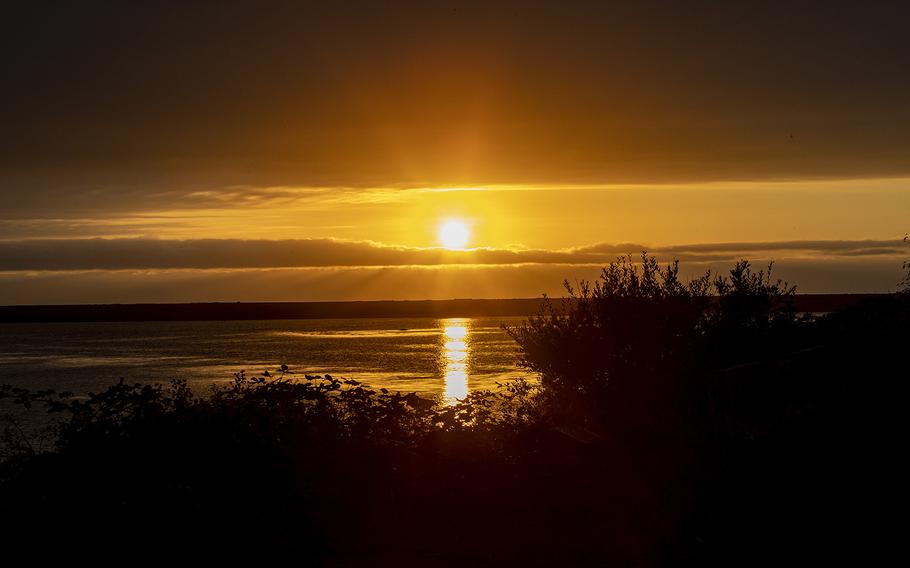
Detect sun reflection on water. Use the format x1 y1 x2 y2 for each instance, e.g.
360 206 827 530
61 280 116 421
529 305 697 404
441 318 469 403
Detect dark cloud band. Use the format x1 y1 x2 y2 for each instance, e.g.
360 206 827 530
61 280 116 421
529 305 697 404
0 238 904 271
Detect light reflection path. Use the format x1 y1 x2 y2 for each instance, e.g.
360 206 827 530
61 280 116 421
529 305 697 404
441 318 469 403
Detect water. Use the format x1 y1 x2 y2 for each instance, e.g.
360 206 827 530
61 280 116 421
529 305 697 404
0 317 530 402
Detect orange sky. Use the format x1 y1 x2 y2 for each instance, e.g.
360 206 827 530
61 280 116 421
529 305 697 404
1 2 909 302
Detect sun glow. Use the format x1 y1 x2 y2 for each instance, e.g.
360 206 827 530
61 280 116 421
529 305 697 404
438 219 470 249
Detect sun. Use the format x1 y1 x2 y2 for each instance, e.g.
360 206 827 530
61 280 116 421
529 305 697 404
438 219 470 249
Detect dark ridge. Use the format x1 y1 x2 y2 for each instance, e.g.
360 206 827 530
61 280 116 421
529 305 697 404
0 294 884 323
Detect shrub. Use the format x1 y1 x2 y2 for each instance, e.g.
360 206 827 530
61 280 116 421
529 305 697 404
507 254 799 431
507 254 711 424
0 367 547 556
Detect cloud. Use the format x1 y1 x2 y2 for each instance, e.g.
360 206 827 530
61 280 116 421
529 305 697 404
0 237 905 271
3 3 910 212
578 240 910 260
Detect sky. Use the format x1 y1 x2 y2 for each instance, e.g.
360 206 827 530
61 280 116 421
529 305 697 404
2 1 909 303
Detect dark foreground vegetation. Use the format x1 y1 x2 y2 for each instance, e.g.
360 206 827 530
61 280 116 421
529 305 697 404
2 255 908 564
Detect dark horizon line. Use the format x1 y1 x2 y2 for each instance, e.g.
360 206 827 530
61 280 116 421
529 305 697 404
0 294 884 323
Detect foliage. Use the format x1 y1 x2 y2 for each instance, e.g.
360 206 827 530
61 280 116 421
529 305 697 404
508 255 702 423
0 366 543 466
506 253 798 429
902 233 910 292
2 255 908 563
0 366 545 557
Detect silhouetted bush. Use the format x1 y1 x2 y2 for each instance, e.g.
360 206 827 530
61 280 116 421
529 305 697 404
0 367 550 559
2 256 908 564
507 253 798 435
901 234 910 292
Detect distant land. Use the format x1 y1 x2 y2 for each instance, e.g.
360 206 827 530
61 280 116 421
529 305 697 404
0 295 883 323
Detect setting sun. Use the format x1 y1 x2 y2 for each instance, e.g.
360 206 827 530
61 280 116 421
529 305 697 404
1 4 905 561
438 219 470 249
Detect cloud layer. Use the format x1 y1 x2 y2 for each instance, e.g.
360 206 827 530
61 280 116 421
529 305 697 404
2 238 905 304
3 2 910 213
0 238 905 272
